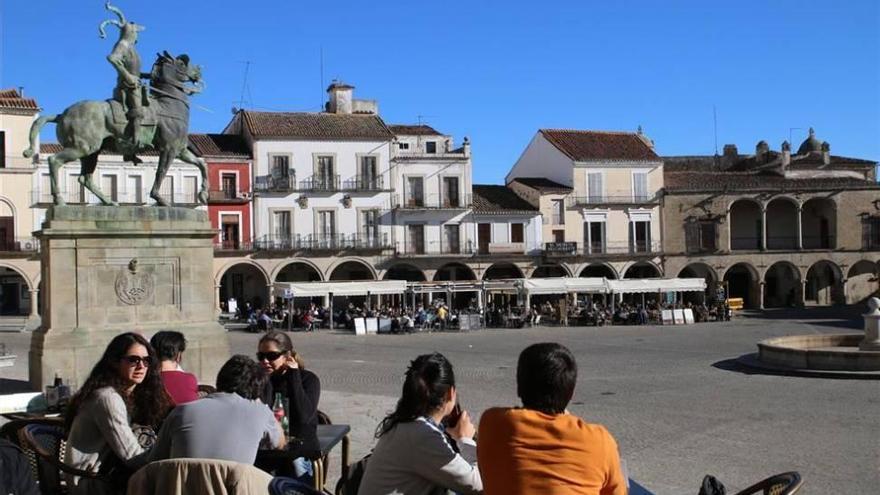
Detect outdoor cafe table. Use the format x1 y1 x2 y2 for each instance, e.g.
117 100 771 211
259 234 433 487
256 423 351 493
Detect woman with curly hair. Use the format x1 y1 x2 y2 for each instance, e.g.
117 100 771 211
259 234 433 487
64 332 172 495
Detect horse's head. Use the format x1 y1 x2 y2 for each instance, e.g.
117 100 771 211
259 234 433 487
151 51 204 93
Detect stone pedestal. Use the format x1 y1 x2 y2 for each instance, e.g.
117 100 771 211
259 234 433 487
860 297 880 351
29 206 229 389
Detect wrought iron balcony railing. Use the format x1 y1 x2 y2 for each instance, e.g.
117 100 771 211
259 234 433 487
342 175 387 192
208 188 251 202
541 240 662 256
394 240 475 256
254 172 296 193
567 192 659 207
254 233 391 252
299 175 340 192
392 193 472 210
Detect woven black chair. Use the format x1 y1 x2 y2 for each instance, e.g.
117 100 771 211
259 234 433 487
18 421 113 495
734 472 803 495
316 410 332 490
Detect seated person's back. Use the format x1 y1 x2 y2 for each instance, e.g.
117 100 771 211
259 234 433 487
152 355 283 465
477 343 625 495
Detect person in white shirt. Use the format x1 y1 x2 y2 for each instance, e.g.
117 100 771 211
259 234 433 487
359 353 482 495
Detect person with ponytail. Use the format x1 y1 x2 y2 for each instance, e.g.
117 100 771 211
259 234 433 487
359 353 482 495
64 332 173 495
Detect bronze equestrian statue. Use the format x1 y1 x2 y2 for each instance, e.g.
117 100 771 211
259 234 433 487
22 2 208 207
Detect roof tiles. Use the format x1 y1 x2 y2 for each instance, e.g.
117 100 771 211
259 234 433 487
472 185 539 214
540 129 660 162
241 110 393 141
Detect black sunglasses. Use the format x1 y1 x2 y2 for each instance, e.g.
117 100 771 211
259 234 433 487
256 351 284 362
121 355 153 367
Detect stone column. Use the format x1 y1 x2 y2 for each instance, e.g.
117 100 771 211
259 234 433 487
796 206 803 250
842 278 849 305
761 207 767 251
215 284 222 313
860 297 880 351
29 289 39 318
759 281 765 309
800 280 807 307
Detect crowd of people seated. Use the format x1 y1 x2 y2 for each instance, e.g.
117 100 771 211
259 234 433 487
55 328 626 495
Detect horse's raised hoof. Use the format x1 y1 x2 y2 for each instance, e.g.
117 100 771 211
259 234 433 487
198 191 209 204
53 198 67 207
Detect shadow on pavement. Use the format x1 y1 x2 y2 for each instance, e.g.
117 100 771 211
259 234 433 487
713 354 880 381
737 306 863 330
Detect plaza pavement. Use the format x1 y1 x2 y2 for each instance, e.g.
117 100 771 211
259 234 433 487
1 307 877 493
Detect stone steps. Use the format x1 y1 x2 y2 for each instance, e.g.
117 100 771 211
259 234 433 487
0 317 27 333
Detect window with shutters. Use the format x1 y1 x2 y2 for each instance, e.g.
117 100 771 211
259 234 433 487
864 217 880 250
686 219 718 253
587 172 604 202
633 172 648 201
510 223 524 243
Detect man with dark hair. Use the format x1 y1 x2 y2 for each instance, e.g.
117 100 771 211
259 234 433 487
150 331 198 405
152 355 286 464
477 343 626 495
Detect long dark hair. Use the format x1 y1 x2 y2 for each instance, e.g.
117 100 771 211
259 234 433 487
376 353 455 438
259 331 305 369
65 332 172 431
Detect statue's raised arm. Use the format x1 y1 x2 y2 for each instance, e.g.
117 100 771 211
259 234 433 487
99 1 147 161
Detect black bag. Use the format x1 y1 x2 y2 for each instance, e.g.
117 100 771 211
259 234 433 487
698 474 727 495
0 438 39 495
335 454 371 495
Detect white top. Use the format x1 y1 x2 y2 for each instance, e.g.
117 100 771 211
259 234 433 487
359 417 482 495
65 386 151 495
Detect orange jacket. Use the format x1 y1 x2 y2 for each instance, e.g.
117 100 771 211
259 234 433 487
477 407 626 495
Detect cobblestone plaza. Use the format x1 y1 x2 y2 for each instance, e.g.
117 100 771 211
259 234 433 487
3 308 876 493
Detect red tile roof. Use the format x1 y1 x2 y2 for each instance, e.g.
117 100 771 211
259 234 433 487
664 171 879 193
240 110 393 140
509 177 572 193
387 124 442 136
472 185 539 214
0 88 38 111
540 129 660 162
188 133 250 158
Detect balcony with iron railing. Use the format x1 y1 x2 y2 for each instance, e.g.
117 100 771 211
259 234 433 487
394 240 475 256
213 239 255 252
254 172 297 193
254 233 391 252
299 175 340 193
542 240 662 256
208 188 251 203
567 191 659 207
392 193 472 210
341 175 388 192
0 237 39 254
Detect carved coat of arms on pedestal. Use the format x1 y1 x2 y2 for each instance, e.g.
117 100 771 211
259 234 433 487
115 259 154 305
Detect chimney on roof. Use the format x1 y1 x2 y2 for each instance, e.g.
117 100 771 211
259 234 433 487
781 140 791 168
821 141 831 166
463 136 471 158
326 80 354 114
635 125 655 150
721 144 738 169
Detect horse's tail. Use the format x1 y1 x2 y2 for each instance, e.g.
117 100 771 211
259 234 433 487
22 114 58 158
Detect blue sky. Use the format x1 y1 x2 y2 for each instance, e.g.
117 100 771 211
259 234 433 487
2 0 878 183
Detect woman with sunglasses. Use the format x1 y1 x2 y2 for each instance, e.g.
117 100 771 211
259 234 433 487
257 331 321 479
64 332 172 495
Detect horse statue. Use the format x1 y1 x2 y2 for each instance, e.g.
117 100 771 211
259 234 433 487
22 3 207 207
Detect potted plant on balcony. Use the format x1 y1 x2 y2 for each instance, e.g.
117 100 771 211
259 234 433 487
297 195 308 209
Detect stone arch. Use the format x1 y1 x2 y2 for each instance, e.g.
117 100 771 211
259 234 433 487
382 263 427 282
328 259 377 281
763 261 802 308
579 263 618 279
805 260 844 306
801 197 836 249
482 262 524 280
530 264 570 278
765 197 799 250
723 262 760 309
433 262 476 282
0 196 18 218
275 261 323 282
678 262 718 304
728 198 762 251
216 261 271 311
216 259 270 286
269 258 323 283
846 260 878 303
0 264 34 316
622 261 662 279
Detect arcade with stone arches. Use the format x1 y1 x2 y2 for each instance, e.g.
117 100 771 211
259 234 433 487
728 195 837 252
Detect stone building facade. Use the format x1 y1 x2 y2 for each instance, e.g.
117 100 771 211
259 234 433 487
662 130 880 308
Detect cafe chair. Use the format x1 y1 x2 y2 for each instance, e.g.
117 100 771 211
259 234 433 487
128 458 273 495
18 421 113 495
315 410 332 490
734 472 803 495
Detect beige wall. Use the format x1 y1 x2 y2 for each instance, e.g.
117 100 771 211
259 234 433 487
1 110 37 169
1 110 39 237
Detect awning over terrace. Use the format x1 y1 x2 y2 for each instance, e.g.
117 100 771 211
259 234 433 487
273 280 407 298
524 277 607 294
605 278 707 294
